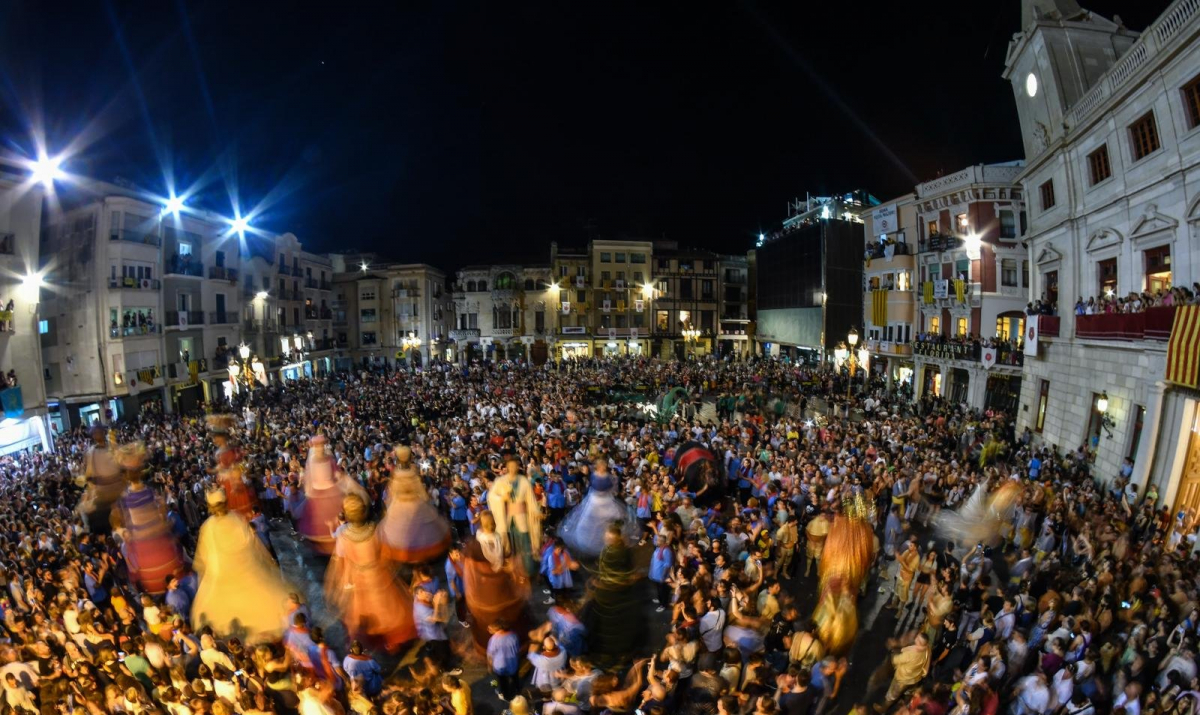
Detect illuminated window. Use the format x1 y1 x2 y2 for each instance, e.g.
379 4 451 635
929 317 940 335
1144 245 1172 293
956 317 968 337
1035 380 1049 433
1098 258 1118 295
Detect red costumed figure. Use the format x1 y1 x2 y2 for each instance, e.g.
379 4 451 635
207 414 255 519
462 510 529 652
325 494 416 651
378 446 451 563
298 435 365 555
113 442 185 595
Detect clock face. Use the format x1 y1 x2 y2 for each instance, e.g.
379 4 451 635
1026 72 1038 98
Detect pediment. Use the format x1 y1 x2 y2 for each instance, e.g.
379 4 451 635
1188 194 1200 223
1085 228 1122 253
1129 204 1178 241
1035 244 1062 265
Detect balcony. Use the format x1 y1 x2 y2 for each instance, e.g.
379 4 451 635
165 310 205 328
109 229 161 247
866 242 912 260
109 277 161 291
1075 306 1175 341
312 337 336 351
865 339 912 357
1038 315 1060 338
918 234 963 253
243 319 260 333
208 266 239 283
277 288 294 301
449 329 481 341
920 280 981 308
207 312 237 325
165 255 204 277
320 280 331 291
277 264 293 276
110 324 162 339
491 327 519 338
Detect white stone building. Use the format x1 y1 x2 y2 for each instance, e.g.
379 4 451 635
451 264 555 364
862 193 918 390
1004 0 1200 500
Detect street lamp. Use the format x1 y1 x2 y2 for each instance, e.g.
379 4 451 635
682 323 701 358
234 343 255 390
1097 391 1115 438
846 327 860 399
402 331 421 371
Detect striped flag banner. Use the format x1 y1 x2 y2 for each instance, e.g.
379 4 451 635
923 281 934 305
1167 305 1200 388
954 279 966 303
872 290 888 327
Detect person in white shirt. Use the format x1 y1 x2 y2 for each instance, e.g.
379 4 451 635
1011 672 1051 715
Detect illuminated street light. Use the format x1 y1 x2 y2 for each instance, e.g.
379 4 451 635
230 215 250 235
164 194 186 215
19 271 45 302
360 262 369 273
29 154 64 187
255 291 269 301
238 343 251 360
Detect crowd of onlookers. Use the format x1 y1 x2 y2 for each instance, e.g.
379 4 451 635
1074 285 1200 315
0 355 1198 715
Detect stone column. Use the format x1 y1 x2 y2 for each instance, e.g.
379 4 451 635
1132 380 1168 491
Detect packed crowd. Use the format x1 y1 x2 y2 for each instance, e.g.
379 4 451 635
0 356 1196 715
1074 285 1199 315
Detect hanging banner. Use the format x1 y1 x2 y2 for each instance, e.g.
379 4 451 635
561 301 570 314
981 347 997 370
635 299 644 312
1024 319 1039 357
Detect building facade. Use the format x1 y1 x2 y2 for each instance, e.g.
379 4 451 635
40 188 246 423
755 193 870 362
650 243 719 359
911 164 1029 410
450 264 554 363
1005 0 1200 498
862 194 918 390
0 170 51 453
718 253 752 358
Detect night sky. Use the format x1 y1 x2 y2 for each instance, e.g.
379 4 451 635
0 1 1167 270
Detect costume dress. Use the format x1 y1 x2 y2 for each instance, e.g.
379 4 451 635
80 444 123 535
297 444 365 555
377 465 451 563
216 445 255 519
584 539 644 667
192 510 293 643
558 473 639 559
462 531 528 652
325 521 416 650
116 485 185 595
488 471 543 576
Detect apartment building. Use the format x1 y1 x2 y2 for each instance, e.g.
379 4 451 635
0 169 51 452
450 264 554 364
862 194 918 389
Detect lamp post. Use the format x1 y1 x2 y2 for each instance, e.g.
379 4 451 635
401 331 421 371
846 327 859 399
682 323 700 359
236 343 255 391
1097 390 1116 439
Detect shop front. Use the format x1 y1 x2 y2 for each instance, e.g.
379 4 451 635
558 341 591 360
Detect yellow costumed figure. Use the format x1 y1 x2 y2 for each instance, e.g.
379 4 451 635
192 489 294 643
804 511 831 576
812 494 877 657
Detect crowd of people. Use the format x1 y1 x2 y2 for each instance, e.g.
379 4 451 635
0 355 1196 715
1074 285 1199 316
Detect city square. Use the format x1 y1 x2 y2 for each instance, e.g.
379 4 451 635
0 1 1199 714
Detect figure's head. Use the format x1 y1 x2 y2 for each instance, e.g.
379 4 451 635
205 488 228 517
342 494 368 527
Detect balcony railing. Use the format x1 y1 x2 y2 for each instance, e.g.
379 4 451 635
865 339 913 357
866 242 912 259
1075 305 1175 341
207 312 237 325
208 266 239 282
109 229 161 247
110 324 161 339
109 277 161 290
277 264 292 276
312 338 336 351
243 319 260 333
918 234 963 253
277 289 294 301
1038 315 1060 338
165 256 204 277
319 280 331 291
165 310 205 327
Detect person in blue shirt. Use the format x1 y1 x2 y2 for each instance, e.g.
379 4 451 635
414 588 453 670
546 473 567 526
649 537 674 612
487 620 521 701
542 603 588 658
342 640 383 697
165 575 191 618
541 538 579 603
1028 454 1042 479
449 488 469 538
444 544 468 627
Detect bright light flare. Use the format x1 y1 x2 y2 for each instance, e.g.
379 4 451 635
164 195 186 215
360 262 369 273
255 290 269 300
19 271 45 302
229 215 250 235
29 154 65 187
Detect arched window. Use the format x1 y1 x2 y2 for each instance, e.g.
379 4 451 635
524 278 535 291
466 280 476 292
478 280 487 291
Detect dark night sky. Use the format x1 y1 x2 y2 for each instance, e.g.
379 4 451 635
0 1 1167 270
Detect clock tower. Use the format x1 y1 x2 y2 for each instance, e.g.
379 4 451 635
1002 0 1138 161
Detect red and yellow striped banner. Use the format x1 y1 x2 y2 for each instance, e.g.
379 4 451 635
1167 305 1200 388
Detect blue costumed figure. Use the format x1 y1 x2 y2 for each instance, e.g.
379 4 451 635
558 459 640 559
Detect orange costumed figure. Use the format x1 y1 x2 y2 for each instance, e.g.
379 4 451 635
812 494 877 657
113 442 185 596
378 447 451 563
208 414 256 519
325 494 416 651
